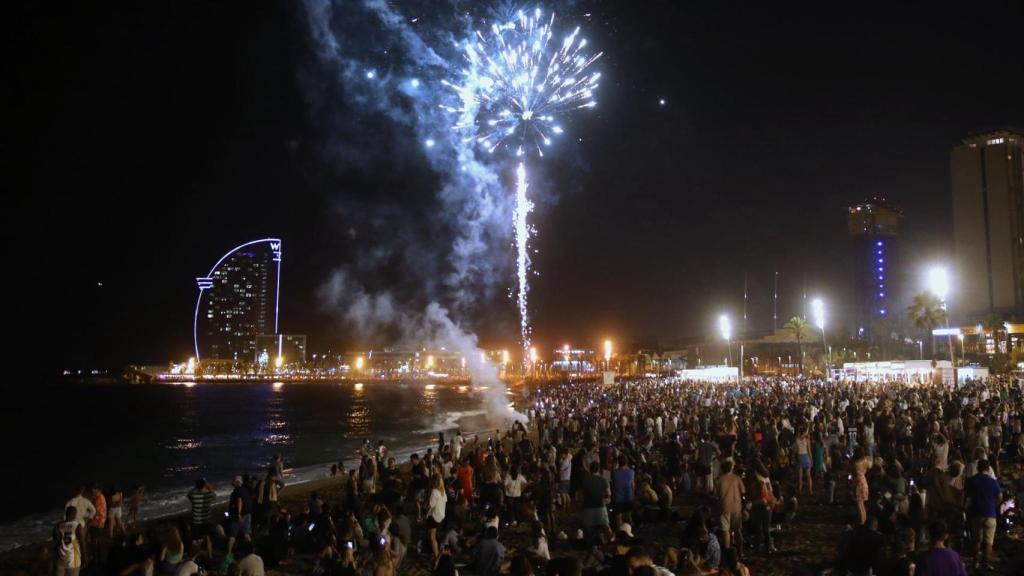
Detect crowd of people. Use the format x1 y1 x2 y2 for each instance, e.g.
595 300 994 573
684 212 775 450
43 375 1024 576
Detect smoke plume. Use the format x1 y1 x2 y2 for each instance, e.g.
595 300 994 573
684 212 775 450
302 0 527 421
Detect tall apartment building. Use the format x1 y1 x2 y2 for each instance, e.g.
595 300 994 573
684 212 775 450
950 129 1024 321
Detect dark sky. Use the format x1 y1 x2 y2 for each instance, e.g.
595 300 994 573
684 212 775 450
8 1 1023 371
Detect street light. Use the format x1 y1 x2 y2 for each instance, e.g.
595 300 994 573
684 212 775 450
812 298 827 368
927 265 956 367
928 266 950 302
719 314 733 368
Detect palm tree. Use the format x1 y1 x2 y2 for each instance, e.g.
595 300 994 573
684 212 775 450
982 312 1006 356
784 316 811 373
906 291 947 358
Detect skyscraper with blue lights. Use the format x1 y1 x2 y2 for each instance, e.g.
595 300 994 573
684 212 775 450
848 198 901 341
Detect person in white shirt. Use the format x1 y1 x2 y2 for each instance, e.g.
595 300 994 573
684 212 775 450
53 506 83 576
452 431 464 462
504 465 528 526
931 434 950 471
426 474 447 559
529 523 551 561
65 486 96 528
558 451 573 509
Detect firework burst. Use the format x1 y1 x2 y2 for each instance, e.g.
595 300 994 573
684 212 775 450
443 7 602 157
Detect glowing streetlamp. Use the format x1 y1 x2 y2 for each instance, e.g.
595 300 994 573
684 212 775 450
719 314 732 367
928 266 950 302
603 339 613 368
812 298 827 367
355 356 364 371
927 265 955 366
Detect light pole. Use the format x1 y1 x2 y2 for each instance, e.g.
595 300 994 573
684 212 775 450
812 298 827 371
928 266 955 367
603 339 613 372
719 314 733 372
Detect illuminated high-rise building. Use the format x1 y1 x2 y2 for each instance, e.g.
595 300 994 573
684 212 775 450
950 129 1024 321
848 198 902 340
194 238 282 362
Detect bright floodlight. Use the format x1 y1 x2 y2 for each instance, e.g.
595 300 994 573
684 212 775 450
529 347 538 363
502 350 510 364
603 339 613 362
928 266 950 301
811 298 825 330
719 314 732 341
355 356 364 370
274 356 284 368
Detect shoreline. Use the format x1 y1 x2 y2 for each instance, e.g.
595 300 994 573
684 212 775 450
0 414 509 562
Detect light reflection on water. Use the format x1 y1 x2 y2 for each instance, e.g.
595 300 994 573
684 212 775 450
264 434 292 446
168 438 202 450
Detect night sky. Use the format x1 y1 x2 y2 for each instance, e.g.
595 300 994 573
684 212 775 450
8 1 1023 371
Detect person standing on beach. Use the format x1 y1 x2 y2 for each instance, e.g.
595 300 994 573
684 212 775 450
186 478 215 560
224 476 252 566
610 455 635 529
965 459 1001 571
271 453 285 488
457 458 475 508
426 473 447 559
65 486 95 559
53 505 84 576
453 430 464 462
557 448 572 510
87 485 107 565
254 468 280 531
716 459 745 554
128 486 144 529
108 486 125 538
581 461 612 540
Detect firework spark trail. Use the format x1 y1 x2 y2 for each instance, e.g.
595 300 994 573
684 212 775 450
443 7 601 353
513 162 533 350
